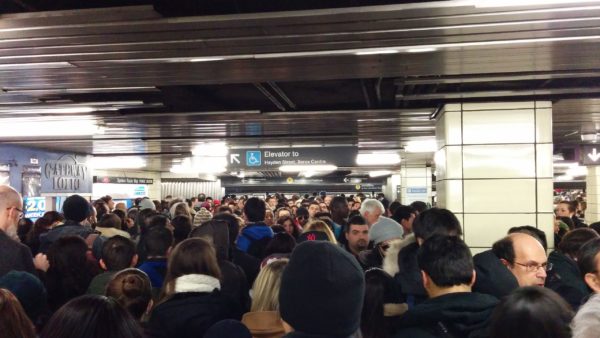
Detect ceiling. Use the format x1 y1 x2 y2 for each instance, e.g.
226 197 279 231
1 0 600 175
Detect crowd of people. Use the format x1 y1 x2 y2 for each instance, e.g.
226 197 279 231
1 184 600 337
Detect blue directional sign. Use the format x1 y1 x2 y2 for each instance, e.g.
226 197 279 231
228 146 358 170
246 151 262 166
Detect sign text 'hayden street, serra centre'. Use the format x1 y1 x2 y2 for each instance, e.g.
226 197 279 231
227 146 358 170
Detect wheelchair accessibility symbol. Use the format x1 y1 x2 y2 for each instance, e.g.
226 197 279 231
246 151 262 166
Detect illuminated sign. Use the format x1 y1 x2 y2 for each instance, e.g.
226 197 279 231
228 146 357 170
24 197 45 220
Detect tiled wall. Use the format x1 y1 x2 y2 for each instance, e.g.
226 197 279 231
435 102 554 249
587 167 600 224
399 166 432 204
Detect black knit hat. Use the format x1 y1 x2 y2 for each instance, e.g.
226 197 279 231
62 194 90 222
279 241 365 337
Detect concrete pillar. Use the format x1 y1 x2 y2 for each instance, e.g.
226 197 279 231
435 102 554 252
383 173 401 202
586 167 600 224
400 166 432 206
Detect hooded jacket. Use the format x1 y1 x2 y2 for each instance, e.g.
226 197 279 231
472 250 519 299
381 234 427 307
192 219 250 310
237 222 274 259
393 292 499 338
382 234 416 277
39 220 105 259
546 250 590 310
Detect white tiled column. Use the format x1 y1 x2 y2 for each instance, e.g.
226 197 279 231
435 102 554 252
400 166 432 205
586 167 600 224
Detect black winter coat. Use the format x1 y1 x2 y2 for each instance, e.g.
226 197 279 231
0 230 36 277
472 250 519 299
394 292 499 338
232 247 261 288
148 291 243 338
219 260 251 311
546 250 590 310
396 242 427 306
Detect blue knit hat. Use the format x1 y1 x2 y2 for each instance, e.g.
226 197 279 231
0 270 47 321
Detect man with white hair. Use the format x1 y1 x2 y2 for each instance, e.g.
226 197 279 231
0 185 49 277
359 199 385 227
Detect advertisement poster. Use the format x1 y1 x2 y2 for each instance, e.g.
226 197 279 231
24 197 46 221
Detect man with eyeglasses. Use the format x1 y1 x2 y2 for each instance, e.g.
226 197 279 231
474 233 549 299
497 233 550 287
0 185 49 277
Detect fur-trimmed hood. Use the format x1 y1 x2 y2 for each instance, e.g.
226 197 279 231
382 233 416 277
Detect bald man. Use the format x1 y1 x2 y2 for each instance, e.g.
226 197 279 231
473 232 548 298
0 185 49 277
499 233 549 287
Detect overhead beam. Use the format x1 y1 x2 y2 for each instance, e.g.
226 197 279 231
253 83 286 111
396 86 600 100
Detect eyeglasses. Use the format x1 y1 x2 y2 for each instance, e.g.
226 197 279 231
514 261 553 272
6 207 24 219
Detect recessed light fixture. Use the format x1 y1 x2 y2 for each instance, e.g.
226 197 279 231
355 49 399 55
406 47 438 53
90 156 146 169
555 175 574 181
404 140 438 153
189 57 226 62
369 170 393 177
356 153 401 166
0 117 104 137
279 165 338 172
476 0 600 7
192 142 228 156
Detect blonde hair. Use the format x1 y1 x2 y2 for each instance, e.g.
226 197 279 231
250 259 288 312
170 202 192 220
304 220 338 244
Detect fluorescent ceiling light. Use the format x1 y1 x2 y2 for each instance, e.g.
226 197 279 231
0 118 104 137
1 107 97 114
566 166 588 177
476 0 600 8
189 57 225 62
581 133 599 142
300 171 317 178
170 164 226 174
90 156 146 169
280 165 337 172
555 175 574 181
356 153 401 166
355 49 399 55
0 62 73 70
553 162 578 168
369 170 393 177
192 142 228 156
404 140 438 153
406 48 438 53
170 157 227 174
